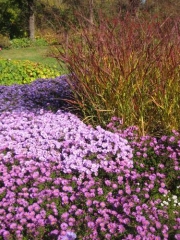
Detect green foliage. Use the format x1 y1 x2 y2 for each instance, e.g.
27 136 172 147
0 0 27 38
0 34 10 48
9 37 48 49
1 0 180 41
55 13 180 136
0 58 60 85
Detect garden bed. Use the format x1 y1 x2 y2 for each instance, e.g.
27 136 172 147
0 77 179 240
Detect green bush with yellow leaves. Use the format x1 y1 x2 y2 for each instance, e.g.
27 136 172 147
0 58 60 85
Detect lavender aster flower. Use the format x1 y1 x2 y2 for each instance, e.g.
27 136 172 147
58 231 77 240
0 76 179 239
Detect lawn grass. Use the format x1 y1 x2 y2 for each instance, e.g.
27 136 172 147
0 46 65 71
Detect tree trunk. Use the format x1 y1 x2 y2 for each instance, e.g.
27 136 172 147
28 0 35 40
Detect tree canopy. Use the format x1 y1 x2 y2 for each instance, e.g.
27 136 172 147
0 0 179 39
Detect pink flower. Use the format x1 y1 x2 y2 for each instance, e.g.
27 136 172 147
145 193 149 199
118 224 125 233
88 222 95 228
86 199 92 206
60 223 68 230
175 234 180 240
100 202 106 208
155 221 162 229
61 212 69 219
10 223 17 230
125 186 131 194
112 184 118 189
32 171 39 178
105 180 111 186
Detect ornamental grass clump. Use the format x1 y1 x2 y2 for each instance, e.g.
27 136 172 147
56 13 180 136
0 82 179 239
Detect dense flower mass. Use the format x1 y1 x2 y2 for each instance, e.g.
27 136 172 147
0 75 74 113
0 110 133 175
0 77 179 239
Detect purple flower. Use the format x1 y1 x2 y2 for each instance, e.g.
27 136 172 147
58 231 77 240
60 223 68 230
88 222 95 228
155 221 162 229
86 199 92 206
0 77 179 239
175 234 180 240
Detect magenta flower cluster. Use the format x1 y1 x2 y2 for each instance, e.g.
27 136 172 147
0 78 179 239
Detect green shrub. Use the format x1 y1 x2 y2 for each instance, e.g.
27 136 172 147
0 34 11 49
9 37 48 49
0 58 60 85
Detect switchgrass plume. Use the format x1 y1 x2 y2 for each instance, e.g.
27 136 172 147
55 13 180 137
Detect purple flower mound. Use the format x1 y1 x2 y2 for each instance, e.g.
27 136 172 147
0 110 133 175
0 78 179 240
0 75 75 114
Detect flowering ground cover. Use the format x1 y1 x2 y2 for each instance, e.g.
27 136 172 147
0 76 179 240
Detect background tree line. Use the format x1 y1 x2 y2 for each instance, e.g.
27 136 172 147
0 0 179 41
